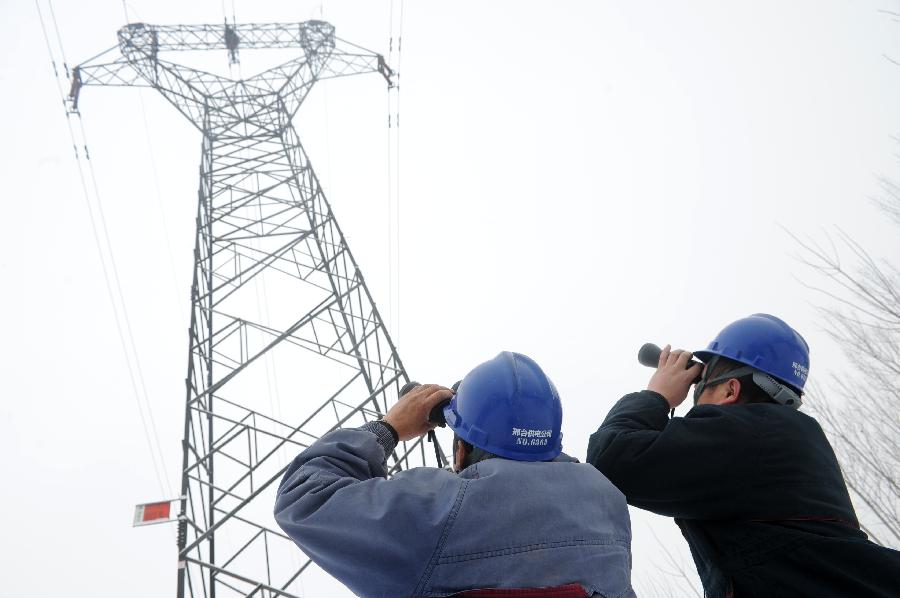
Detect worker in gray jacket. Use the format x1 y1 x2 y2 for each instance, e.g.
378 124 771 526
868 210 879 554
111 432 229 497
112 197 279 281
274 351 635 598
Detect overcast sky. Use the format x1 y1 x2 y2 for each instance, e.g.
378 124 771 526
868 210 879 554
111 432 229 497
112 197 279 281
3 1 900 596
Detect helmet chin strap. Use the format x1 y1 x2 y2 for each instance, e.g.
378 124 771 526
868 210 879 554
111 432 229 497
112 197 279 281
693 357 802 409
692 355 720 404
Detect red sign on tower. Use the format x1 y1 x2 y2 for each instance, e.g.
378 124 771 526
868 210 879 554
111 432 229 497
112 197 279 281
133 500 175 526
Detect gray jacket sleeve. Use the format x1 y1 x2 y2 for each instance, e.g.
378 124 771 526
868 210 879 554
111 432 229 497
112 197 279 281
274 424 465 597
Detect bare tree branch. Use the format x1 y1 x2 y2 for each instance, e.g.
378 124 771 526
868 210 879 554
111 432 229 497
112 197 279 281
793 188 900 550
637 523 703 598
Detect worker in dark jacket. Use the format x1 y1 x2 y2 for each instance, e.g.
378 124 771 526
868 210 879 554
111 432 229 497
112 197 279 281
587 313 900 598
276 352 635 598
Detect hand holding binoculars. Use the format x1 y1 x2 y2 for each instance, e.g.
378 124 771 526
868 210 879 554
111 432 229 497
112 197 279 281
638 343 703 385
399 346 696 429
399 380 459 427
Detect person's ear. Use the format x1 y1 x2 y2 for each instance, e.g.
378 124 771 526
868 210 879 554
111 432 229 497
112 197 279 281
720 378 741 406
453 440 468 472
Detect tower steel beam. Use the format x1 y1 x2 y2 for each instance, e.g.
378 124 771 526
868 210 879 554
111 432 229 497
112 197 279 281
70 19 438 598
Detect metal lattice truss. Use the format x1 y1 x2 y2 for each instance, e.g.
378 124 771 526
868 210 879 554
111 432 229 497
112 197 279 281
71 20 439 598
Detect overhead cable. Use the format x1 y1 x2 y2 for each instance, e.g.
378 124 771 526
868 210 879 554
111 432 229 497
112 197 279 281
36 0 173 498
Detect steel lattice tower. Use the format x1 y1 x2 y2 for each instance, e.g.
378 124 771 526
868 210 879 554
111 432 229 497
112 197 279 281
69 20 439 597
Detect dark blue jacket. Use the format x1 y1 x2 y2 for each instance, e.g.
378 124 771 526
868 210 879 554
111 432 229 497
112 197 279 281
587 390 900 597
275 423 636 598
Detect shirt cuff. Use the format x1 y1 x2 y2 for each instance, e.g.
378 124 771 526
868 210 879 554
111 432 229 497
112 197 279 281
359 421 398 457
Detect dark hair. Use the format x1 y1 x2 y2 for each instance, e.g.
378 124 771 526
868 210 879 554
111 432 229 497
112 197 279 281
707 357 776 405
453 434 497 469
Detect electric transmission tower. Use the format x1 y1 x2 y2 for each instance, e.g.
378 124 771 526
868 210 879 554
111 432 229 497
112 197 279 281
69 20 439 597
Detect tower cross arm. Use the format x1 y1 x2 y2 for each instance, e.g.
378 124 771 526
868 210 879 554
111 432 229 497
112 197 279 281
67 21 394 114
148 21 337 51
67 46 149 113
68 54 223 127
318 49 395 87
120 20 342 56
251 38 395 121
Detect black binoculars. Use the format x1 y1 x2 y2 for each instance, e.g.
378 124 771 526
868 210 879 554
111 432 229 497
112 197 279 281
638 343 703 384
399 380 459 427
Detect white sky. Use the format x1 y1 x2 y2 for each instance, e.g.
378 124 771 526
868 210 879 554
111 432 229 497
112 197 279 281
2 1 900 596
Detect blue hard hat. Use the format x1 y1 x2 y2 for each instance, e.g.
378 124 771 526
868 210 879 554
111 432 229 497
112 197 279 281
694 314 810 392
443 352 563 462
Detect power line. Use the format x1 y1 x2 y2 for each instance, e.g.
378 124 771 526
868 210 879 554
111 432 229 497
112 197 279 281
120 0 182 323
46 0 69 76
135 91 184 321
387 0 395 343
386 0 405 346
36 0 173 498
77 115 174 497
386 0 405 347
396 0 405 349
